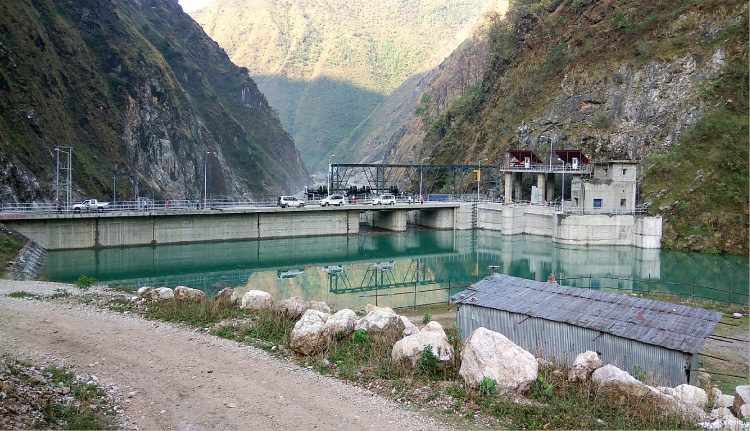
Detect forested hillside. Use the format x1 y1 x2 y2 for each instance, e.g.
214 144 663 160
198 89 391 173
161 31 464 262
192 0 494 171
0 0 308 202
387 0 748 254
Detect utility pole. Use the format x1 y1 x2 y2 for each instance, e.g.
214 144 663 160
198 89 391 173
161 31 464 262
204 151 214 210
478 158 487 201
419 157 430 203
327 154 335 197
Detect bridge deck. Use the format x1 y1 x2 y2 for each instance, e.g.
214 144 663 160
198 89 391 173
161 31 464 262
0 202 460 221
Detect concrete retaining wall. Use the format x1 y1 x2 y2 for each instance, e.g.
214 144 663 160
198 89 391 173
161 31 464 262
476 203 661 248
5 210 361 250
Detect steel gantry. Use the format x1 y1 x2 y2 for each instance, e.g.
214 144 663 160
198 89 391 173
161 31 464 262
330 163 501 198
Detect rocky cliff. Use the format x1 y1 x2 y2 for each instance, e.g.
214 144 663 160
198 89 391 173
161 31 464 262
386 0 748 254
0 0 309 203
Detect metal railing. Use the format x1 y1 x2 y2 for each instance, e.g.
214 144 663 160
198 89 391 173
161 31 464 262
560 206 648 215
501 163 593 174
0 197 650 216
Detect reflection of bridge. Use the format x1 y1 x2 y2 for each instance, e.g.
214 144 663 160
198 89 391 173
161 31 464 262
45 230 667 298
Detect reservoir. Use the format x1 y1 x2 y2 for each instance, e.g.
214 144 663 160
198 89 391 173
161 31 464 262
41 229 748 311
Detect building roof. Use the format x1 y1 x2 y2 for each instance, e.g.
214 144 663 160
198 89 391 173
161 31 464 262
508 150 544 165
555 150 590 164
450 274 723 354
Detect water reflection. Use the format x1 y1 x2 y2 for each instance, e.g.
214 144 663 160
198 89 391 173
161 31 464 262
42 230 749 309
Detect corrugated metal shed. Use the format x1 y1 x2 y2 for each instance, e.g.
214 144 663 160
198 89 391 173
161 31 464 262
450 274 722 354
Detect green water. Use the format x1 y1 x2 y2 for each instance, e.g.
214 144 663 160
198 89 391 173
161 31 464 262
42 230 749 311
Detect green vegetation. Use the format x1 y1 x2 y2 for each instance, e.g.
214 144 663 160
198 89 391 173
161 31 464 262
421 311 431 324
0 230 24 277
8 291 36 299
2 358 117 429
75 275 96 290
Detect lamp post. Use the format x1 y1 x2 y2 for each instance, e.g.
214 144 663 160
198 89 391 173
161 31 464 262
540 135 552 172
113 172 117 207
478 158 488 201
204 151 214 210
419 156 430 204
327 154 335 197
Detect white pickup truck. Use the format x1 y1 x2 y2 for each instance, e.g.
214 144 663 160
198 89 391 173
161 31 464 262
72 199 110 212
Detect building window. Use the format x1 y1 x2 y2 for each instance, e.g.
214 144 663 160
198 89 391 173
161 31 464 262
594 199 602 208
620 199 626 207
623 169 627 176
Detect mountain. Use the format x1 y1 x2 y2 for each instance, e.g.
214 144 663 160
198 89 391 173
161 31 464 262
386 0 748 254
0 0 308 203
332 0 510 166
191 0 495 171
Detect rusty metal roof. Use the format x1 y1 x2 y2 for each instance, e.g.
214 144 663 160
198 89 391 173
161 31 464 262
450 274 723 354
508 150 545 165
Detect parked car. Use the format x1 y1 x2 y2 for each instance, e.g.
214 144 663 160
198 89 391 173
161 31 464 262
277 196 305 208
372 194 396 205
72 199 109 213
320 194 346 207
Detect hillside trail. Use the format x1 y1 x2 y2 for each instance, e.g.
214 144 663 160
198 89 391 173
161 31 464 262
0 281 450 431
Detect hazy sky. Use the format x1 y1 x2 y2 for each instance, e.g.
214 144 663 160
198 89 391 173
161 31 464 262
178 0 215 13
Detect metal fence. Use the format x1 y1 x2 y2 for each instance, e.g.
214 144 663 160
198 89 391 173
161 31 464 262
556 274 749 306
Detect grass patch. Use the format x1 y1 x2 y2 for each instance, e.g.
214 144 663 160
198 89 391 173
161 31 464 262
8 291 38 299
141 296 247 328
0 230 25 277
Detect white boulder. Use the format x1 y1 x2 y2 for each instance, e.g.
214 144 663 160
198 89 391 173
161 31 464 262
306 300 331 314
365 304 394 314
155 287 174 300
391 321 454 369
240 290 273 311
174 286 205 300
326 309 357 337
592 364 639 386
568 351 603 382
733 385 750 419
672 384 708 408
354 309 405 342
276 296 307 317
458 327 537 393
400 316 420 337
290 310 331 355
137 286 157 300
716 394 735 409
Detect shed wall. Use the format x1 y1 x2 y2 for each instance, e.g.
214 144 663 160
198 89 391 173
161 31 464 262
456 304 691 387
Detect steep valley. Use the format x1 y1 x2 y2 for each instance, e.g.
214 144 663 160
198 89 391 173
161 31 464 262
0 0 309 203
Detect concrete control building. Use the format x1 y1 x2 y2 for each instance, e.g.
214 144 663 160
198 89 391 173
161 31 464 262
502 150 639 213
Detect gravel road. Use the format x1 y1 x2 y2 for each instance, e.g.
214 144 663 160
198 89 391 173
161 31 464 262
0 280 452 430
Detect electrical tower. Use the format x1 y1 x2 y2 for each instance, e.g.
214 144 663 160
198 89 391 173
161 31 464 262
55 146 72 209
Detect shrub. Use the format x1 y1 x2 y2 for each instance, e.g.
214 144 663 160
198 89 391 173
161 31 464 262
417 345 440 378
479 377 497 396
351 329 371 346
422 311 431 324
75 275 96 290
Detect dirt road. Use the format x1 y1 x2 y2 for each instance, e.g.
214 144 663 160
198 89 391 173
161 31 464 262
0 281 450 430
